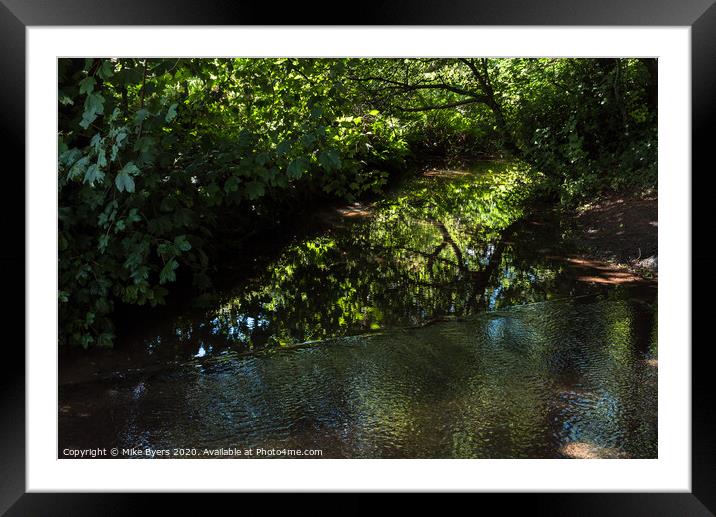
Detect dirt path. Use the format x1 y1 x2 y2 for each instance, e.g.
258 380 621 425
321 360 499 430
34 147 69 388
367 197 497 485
569 192 657 279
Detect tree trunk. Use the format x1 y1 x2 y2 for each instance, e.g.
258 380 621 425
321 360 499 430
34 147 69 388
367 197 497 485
640 58 658 114
460 59 519 155
487 99 519 155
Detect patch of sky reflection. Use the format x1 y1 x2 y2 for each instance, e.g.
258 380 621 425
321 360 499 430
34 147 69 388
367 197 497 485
559 389 624 446
488 285 503 310
194 343 208 358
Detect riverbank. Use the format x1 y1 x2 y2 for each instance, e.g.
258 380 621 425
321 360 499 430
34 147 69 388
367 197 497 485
568 190 658 280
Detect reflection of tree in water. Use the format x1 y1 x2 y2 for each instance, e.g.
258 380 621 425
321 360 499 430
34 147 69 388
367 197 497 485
147 163 589 354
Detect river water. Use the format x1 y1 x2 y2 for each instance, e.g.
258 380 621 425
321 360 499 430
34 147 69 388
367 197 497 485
59 162 657 459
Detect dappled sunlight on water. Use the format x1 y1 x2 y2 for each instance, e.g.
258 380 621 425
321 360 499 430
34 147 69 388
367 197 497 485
335 202 373 218
422 168 473 178
59 296 657 458
560 441 628 459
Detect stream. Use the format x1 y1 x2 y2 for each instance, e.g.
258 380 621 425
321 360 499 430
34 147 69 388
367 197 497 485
59 161 657 459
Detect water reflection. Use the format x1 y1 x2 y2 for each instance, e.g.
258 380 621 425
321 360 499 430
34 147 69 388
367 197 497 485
58 161 657 458
139 162 620 359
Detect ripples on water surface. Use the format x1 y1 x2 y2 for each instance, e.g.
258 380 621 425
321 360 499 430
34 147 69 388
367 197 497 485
59 163 657 458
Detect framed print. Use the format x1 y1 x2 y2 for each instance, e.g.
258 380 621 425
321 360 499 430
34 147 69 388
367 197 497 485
2 0 714 513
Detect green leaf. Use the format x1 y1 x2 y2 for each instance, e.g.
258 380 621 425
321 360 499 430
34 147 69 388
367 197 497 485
300 132 317 148
115 129 128 146
134 136 156 155
59 148 81 168
97 148 107 168
114 162 140 192
165 103 178 123
85 92 105 115
287 157 307 179
90 133 102 149
134 109 150 124
115 171 134 193
80 92 105 129
274 174 288 188
79 76 96 95
97 60 114 80
98 234 110 252
127 208 142 223
59 94 74 106
245 180 265 200
277 140 291 156
157 242 173 258
109 107 121 122
84 164 105 185
121 162 141 176
224 175 239 193
256 152 269 166
159 258 179 284
68 156 90 180
174 235 192 252
318 149 341 171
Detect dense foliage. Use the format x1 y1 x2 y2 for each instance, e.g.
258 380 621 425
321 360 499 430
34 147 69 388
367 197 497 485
348 58 656 196
58 57 656 348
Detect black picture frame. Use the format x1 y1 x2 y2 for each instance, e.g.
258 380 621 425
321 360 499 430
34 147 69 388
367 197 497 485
1 0 713 514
